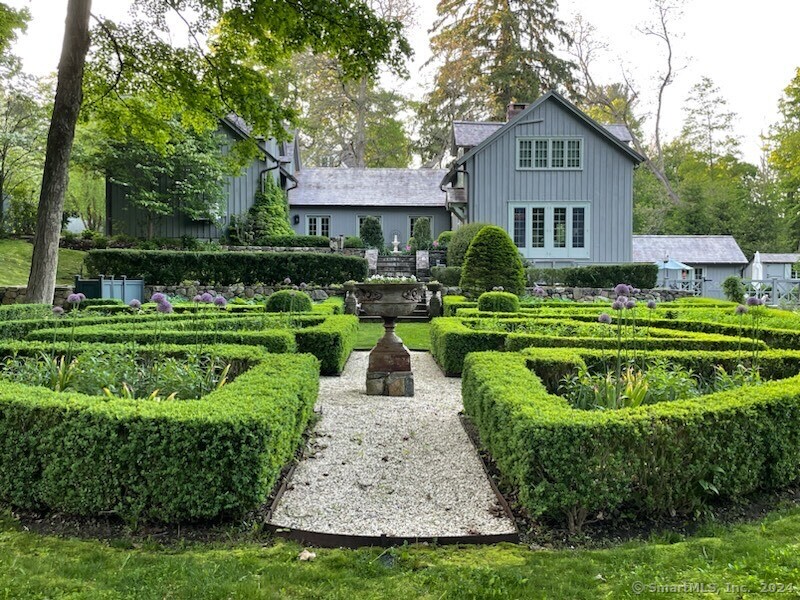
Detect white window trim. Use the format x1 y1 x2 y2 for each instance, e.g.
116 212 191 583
305 214 331 237
507 202 590 259
516 137 584 171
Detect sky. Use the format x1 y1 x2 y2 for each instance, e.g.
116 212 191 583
7 0 800 163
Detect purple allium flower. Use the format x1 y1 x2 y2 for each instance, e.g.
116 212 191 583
746 296 760 306
200 292 214 303
614 283 630 296
632 288 641 295
612 300 624 311
405 245 411 251
299 282 308 289
534 286 546 297
213 296 228 308
760 295 769 305
192 294 203 303
283 277 292 285
735 304 748 315
616 295 628 304
67 293 82 304
77 292 86 301
647 300 657 310
128 299 141 310
151 292 166 304
433 240 439 247
52 306 64 316
598 313 612 324
625 299 637 309
156 300 173 314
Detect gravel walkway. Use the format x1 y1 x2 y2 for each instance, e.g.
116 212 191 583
269 351 517 538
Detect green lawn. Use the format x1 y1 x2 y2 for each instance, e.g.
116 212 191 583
1 508 799 598
0 238 86 286
356 322 431 350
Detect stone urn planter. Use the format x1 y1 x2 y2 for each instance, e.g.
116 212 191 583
354 281 425 396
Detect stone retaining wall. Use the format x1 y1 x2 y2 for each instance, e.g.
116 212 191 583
442 286 696 303
144 283 343 302
0 286 74 307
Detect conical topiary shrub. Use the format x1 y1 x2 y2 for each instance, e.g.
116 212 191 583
459 225 525 297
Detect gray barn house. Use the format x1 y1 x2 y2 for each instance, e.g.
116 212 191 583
440 91 644 265
106 115 300 239
287 168 449 246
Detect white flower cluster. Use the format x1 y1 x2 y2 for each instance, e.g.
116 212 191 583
365 274 418 283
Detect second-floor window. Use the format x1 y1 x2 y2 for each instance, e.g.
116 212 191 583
517 138 583 170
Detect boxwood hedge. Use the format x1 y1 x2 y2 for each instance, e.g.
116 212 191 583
462 349 800 531
0 347 319 522
84 249 367 286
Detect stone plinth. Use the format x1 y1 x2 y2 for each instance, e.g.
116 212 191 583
366 371 414 396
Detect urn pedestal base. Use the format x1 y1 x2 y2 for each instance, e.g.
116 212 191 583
365 316 414 397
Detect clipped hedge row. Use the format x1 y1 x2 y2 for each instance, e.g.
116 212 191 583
255 235 330 247
526 263 658 289
0 350 319 522
462 350 800 530
430 317 763 376
0 304 52 321
443 295 477 317
27 314 359 375
84 250 368 286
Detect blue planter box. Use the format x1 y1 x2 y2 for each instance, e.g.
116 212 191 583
74 275 144 303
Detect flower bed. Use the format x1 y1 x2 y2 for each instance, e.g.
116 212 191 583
0 343 319 522
25 313 358 375
462 348 800 532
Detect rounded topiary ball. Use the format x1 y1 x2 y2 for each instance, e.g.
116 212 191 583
265 289 313 313
460 225 525 297
477 291 521 313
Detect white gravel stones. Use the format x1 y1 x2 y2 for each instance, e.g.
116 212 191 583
269 351 517 538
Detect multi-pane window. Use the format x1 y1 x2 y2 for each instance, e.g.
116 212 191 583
566 140 582 168
357 215 382 232
518 139 533 169
509 203 589 259
553 208 567 248
513 208 526 248
307 215 330 238
693 267 705 281
534 140 549 168
517 138 582 170
572 207 585 248
551 140 565 168
531 207 545 248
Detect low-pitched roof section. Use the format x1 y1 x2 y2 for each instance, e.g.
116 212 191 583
755 253 800 264
452 119 633 151
633 235 747 265
289 168 448 207
454 91 645 167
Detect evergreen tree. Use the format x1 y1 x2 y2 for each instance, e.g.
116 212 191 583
360 216 384 249
418 0 575 165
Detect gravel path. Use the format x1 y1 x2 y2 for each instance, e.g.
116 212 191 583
269 351 517 538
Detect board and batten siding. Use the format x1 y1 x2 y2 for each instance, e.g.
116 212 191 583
106 122 278 239
465 98 635 265
289 205 450 247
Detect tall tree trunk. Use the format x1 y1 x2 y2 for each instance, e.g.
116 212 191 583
25 0 91 304
353 77 367 168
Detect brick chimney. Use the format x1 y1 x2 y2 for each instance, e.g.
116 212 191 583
506 102 530 122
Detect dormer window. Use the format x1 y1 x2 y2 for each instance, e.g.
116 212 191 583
517 137 583 170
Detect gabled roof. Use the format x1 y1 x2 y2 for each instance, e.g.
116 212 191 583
633 235 747 265
452 119 633 150
289 168 447 207
452 121 504 149
455 91 645 166
753 252 800 264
